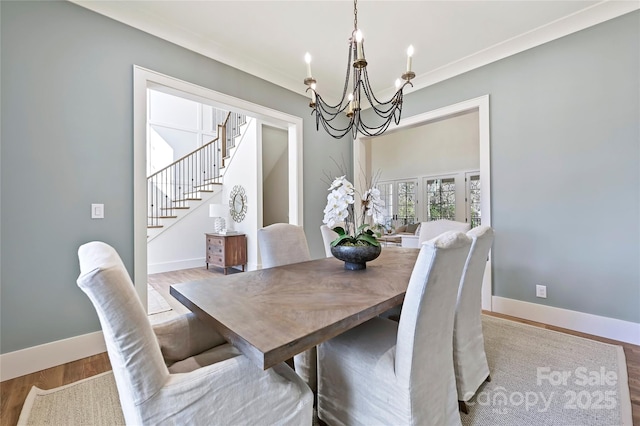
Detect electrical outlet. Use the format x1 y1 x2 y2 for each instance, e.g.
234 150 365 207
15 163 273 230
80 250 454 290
536 285 547 298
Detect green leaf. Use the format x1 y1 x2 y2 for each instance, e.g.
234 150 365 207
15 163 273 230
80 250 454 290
332 226 346 236
331 234 355 247
356 233 380 247
356 223 369 232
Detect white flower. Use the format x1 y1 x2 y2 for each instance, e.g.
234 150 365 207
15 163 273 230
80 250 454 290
322 175 385 243
328 175 346 190
362 188 385 225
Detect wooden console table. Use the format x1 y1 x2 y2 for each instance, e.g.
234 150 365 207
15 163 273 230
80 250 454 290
205 233 247 274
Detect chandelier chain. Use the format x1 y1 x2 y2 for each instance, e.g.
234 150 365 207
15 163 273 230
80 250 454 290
353 0 358 31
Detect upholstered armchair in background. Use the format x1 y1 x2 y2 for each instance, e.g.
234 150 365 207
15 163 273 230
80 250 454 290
258 223 311 268
317 231 472 426
454 225 495 413
77 241 313 425
418 219 471 245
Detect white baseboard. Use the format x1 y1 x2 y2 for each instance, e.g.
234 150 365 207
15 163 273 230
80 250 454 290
492 296 640 346
0 331 106 382
147 257 205 274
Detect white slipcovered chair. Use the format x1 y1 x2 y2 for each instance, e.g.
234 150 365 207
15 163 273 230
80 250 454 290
77 241 313 425
320 224 338 257
454 225 494 413
418 219 471 245
317 231 472 426
257 223 317 397
258 223 311 268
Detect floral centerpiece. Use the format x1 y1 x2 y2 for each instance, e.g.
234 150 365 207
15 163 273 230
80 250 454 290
323 175 386 269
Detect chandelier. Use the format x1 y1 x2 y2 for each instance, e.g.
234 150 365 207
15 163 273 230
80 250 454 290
303 0 415 139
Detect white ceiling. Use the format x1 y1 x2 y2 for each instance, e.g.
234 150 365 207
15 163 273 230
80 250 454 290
71 1 637 103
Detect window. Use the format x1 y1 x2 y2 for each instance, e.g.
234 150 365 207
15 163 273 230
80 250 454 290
466 173 481 228
426 177 456 221
421 171 480 226
376 179 418 227
377 182 394 228
397 181 418 225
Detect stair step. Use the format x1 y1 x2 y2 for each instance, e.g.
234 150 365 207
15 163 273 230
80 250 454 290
173 198 201 202
185 190 213 195
161 207 189 211
149 215 178 219
147 225 163 229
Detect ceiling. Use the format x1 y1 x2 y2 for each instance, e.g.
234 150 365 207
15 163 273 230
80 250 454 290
71 1 636 103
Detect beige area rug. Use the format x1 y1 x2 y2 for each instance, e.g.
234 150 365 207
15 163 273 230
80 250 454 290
147 284 172 315
461 315 632 425
17 316 632 425
17 372 124 425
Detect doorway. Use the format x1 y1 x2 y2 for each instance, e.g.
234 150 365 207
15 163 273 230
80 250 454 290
354 95 492 310
133 66 304 309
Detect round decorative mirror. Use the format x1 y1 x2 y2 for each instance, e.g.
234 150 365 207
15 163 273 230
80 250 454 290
229 185 247 222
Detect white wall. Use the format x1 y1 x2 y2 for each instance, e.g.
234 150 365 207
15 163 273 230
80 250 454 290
370 110 479 180
148 89 220 174
221 119 261 271
147 191 223 273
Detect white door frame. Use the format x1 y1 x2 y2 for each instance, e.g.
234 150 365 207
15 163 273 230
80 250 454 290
354 95 492 311
133 65 304 307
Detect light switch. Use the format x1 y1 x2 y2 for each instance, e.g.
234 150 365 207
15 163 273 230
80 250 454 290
91 203 104 219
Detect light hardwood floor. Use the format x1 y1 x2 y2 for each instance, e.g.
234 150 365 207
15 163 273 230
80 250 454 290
1 266 638 426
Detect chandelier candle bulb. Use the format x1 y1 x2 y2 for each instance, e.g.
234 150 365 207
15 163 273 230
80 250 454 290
347 93 354 116
355 30 364 60
406 45 414 73
305 53 312 78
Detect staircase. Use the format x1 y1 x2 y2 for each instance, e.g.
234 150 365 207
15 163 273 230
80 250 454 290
147 111 247 240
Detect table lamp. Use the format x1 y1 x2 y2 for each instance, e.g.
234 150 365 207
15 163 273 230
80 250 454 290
209 204 227 233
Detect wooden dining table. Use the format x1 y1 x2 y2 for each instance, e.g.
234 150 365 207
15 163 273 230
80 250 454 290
170 246 420 370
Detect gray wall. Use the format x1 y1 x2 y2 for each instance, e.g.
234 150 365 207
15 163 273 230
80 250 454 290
399 11 639 323
262 126 289 226
1 2 638 355
0 1 349 354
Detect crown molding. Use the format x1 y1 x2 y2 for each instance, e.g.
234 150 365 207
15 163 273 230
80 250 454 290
71 0 638 103
377 1 640 101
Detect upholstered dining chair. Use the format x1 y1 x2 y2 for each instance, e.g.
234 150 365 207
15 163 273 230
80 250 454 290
320 224 338 257
258 223 311 268
454 225 494 413
77 241 313 425
257 223 317 397
418 219 471 245
317 231 472 426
